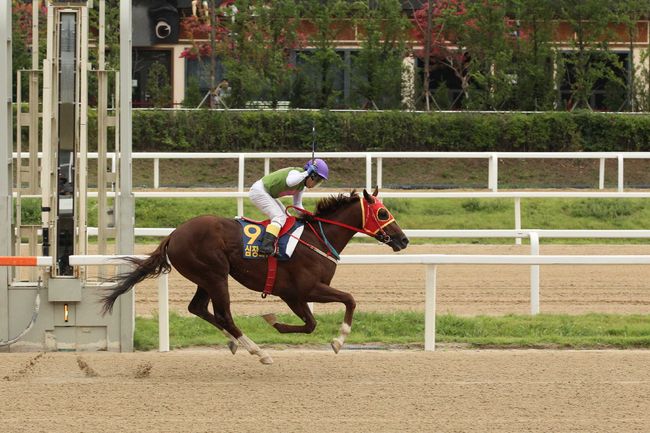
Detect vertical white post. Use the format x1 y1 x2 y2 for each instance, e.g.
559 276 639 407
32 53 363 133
598 158 605 189
264 157 270 176
238 154 245 216
119 0 135 352
153 158 159 189
529 232 540 315
424 264 437 351
158 272 169 352
365 154 372 190
514 197 521 245
617 154 624 192
488 154 498 191
0 0 13 343
376 157 383 189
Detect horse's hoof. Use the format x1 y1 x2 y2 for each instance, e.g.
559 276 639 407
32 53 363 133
262 313 277 326
259 355 274 365
227 340 238 355
331 339 342 354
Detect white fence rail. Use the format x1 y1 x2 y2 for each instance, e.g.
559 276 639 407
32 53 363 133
68 253 650 353
86 228 650 311
14 151 650 232
14 150 650 192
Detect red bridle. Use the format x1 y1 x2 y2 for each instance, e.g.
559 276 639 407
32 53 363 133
290 195 396 243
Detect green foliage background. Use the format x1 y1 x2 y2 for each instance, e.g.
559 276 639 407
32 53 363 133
128 110 650 152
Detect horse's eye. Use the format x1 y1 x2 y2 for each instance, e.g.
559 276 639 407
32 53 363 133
377 208 390 221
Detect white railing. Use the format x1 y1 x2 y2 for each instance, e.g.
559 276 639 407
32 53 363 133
14 150 650 192
69 253 650 353
13 151 650 231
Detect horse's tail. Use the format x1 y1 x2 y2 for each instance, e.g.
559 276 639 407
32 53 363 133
101 236 173 316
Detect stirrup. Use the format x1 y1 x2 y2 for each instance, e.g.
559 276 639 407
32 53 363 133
259 246 276 256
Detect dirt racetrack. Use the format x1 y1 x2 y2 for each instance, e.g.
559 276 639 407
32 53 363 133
130 243 650 317
5 243 648 432
2 348 650 433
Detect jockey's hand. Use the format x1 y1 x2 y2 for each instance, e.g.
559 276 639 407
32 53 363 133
306 163 317 175
300 212 315 224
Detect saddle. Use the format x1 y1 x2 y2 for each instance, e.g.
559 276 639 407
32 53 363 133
236 216 306 298
236 216 304 261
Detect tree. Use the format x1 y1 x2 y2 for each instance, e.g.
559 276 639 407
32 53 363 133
11 0 47 98
612 0 650 111
351 0 410 109
556 0 621 110
293 0 354 108
412 0 473 110
146 62 172 107
222 0 300 107
507 0 556 110
181 0 300 108
462 0 515 110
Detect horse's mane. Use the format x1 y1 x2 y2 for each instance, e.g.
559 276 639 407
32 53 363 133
313 190 359 217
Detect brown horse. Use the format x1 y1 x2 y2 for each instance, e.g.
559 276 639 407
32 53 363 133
101 188 409 364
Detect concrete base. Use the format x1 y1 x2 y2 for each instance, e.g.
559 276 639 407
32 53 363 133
3 281 133 352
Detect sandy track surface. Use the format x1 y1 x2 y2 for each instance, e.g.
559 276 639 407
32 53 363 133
2 349 650 433
126 243 650 317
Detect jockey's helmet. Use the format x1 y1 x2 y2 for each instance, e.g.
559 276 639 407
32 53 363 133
305 158 329 180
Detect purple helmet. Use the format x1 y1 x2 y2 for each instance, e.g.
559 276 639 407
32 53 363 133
305 158 329 180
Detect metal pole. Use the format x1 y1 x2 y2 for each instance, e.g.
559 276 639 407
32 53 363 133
119 0 135 352
0 0 14 345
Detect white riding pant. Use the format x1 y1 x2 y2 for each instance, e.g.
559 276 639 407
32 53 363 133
249 180 287 228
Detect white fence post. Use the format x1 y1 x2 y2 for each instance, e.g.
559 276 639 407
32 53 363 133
617 154 624 192
599 157 605 189
365 154 372 190
238 154 245 216
529 232 540 315
158 272 169 352
424 264 437 351
377 157 383 189
489 154 498 191
514 197 522 245
153 158 159 189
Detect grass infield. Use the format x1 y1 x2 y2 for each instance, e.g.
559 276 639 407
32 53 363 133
134 312 650 351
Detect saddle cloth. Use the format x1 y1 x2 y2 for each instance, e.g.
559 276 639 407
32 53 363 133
236 216 305 260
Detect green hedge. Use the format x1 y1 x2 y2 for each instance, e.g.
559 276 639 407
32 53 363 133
128 110 650 153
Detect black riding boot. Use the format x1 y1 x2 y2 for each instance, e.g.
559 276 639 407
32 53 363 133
259 232 278 256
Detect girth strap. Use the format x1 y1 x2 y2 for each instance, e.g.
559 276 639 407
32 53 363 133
261 255 278 298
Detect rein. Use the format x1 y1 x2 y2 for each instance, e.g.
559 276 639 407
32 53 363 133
287 196 394 257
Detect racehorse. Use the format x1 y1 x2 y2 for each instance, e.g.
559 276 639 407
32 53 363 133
101 187 409 364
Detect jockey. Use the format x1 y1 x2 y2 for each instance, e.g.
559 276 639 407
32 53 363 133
249 158 329 256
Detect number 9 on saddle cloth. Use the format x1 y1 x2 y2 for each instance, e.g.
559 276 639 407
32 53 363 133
237 217 305 260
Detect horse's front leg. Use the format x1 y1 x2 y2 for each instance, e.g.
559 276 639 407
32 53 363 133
262 299 316 334
307 282 356 354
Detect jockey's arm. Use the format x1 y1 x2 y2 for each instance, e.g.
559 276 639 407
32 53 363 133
292 190 304 211
286 169 309 188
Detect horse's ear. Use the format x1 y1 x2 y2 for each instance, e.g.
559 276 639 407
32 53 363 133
373 186 379 197
363 189 375 204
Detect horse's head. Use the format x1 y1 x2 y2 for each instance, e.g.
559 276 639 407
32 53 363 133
361 187 409 252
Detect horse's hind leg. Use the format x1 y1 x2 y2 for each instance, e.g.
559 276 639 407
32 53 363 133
188 286 238 354
307 283 356 354
204 279 273 365
263 300 316 334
